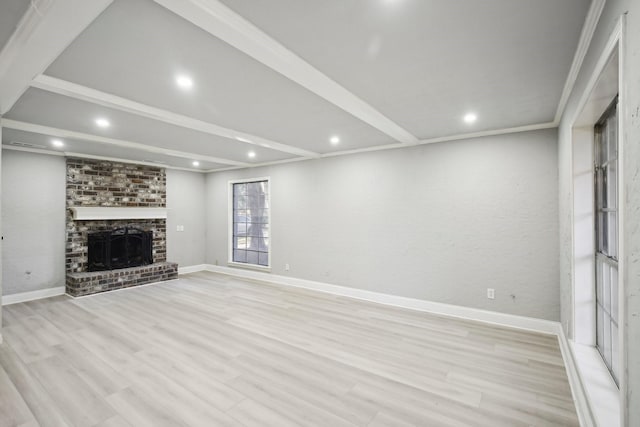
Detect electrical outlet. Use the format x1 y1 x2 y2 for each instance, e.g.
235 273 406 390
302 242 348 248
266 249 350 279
285 263 290 271
487 288 495 299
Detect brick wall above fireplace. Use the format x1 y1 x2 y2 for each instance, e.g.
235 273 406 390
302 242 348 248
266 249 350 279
65 158 177 296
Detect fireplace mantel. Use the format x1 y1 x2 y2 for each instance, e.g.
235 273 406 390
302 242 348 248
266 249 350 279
70 207 168 220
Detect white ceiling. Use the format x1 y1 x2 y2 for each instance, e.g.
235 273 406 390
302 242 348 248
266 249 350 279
0 0 591 171
218 0 589 134
8 88 295 164
2 127 230 171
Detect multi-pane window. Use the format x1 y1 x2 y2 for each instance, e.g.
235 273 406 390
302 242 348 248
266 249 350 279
594 97 619 385
230 179 270 267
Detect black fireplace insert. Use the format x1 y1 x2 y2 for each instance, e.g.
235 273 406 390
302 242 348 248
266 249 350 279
87 227 153 271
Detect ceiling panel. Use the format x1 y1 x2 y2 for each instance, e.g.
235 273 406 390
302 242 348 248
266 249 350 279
43 0 395 153
219 0 590 139
5 88 296 164
0 0 30 51
2 128 230 171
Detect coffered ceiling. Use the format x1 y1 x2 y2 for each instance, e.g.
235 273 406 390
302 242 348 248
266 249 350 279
0 0 592 171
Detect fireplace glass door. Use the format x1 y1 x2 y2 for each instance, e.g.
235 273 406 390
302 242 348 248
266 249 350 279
88 227 152 271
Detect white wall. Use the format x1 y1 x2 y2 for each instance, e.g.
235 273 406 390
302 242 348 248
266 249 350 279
166 169 206 268
206 129 560 320
1 150 66 296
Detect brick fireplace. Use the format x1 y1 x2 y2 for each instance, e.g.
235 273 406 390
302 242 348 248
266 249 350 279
65 158 177 296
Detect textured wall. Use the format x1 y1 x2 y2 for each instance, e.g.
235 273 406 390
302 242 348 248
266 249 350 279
166 169 206 268
623 1 640 424
65 158 167 273
1 150 65 296
206 129 560 320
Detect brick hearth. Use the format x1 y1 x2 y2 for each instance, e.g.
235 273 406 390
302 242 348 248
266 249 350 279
66 262 178 296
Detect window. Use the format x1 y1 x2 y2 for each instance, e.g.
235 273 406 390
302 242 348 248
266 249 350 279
594 97 619 385
229 178 270 268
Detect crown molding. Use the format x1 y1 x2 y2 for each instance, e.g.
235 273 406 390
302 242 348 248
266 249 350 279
0 0 113 114
326 121 557 158
554 0 607 123
323 122 558 159
206 121 558 173
31 74 318 158
1 118 248 167
154 0 418 145
208 155 317 173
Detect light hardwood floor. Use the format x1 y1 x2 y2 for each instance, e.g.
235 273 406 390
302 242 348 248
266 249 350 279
0 271 579 426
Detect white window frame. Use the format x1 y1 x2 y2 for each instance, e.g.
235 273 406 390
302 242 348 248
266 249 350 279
569 15 624 427
227 177 271 271
593 98 620 386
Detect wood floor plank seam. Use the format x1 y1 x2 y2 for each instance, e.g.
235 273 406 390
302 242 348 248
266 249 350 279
0 272 579 427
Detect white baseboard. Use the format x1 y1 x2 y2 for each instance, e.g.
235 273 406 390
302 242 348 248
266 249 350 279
0 265 595 425
198 264 560 335
557 327 596 427
193 264 598 422
2 286 66 306
178 264 208 275
0 267 560 337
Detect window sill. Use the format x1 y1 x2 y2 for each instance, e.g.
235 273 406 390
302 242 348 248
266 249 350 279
570 341 620 426
227 261 271 273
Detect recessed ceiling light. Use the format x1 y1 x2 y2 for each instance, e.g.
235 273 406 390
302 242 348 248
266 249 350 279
329 136 340 145
192 161 200 167
176 75 194 90
463 113 477 124
248 151 256 159
95 118 110 128
51 139 64 148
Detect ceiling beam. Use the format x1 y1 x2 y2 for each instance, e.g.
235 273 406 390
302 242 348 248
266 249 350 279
32 74 319 158
1 119 249 167
0 0 113 115
2 144 210 172
154 0 419 145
